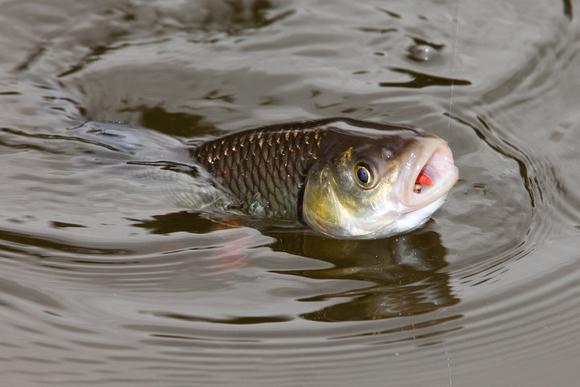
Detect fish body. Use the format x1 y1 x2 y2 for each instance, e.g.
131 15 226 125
192 119 327 221
191 118 458 239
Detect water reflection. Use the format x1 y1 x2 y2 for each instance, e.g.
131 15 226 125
563 0 573 20
380 68 471 89
128 106 218 138
131 211 223 235
132 210 458 323
266 228 457 322
2 0 579 384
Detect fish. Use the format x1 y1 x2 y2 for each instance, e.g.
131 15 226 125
191 117 458 239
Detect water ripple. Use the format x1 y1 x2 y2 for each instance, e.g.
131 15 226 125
1 1 580 386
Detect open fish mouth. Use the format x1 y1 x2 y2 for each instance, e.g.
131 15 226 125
400 136 459 210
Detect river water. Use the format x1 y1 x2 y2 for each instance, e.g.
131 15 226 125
1 1 580 386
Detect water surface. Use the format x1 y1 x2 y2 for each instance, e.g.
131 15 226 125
1 1 580 386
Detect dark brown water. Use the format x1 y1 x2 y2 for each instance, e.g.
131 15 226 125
2 1 580 386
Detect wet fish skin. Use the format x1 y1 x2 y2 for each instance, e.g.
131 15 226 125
190 118 424 224
192 120 324 221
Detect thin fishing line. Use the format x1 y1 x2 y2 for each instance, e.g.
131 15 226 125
442 8 460 387
447 0 461 132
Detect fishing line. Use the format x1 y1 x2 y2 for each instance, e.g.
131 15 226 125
443 5 460 387
447 0 461 133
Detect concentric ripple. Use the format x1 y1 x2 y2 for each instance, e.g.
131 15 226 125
1 1 580 386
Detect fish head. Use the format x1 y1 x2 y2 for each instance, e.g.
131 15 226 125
302 126 458 239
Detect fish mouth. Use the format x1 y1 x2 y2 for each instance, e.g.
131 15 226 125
400 136 459 210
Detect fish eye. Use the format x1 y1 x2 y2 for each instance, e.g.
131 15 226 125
354 162 374 188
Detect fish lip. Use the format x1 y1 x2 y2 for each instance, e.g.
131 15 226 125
400 137 459 210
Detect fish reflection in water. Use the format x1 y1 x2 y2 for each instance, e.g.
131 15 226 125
269 229 458 322
136 209 457 323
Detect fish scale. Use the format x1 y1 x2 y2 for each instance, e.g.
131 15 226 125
191 124 326 220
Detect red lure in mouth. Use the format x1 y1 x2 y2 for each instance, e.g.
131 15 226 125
413 170 433 193
401 137 458 210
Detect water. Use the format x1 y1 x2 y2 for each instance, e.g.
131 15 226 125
1 0 580 386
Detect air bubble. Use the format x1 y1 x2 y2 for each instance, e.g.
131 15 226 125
408 44 437 62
